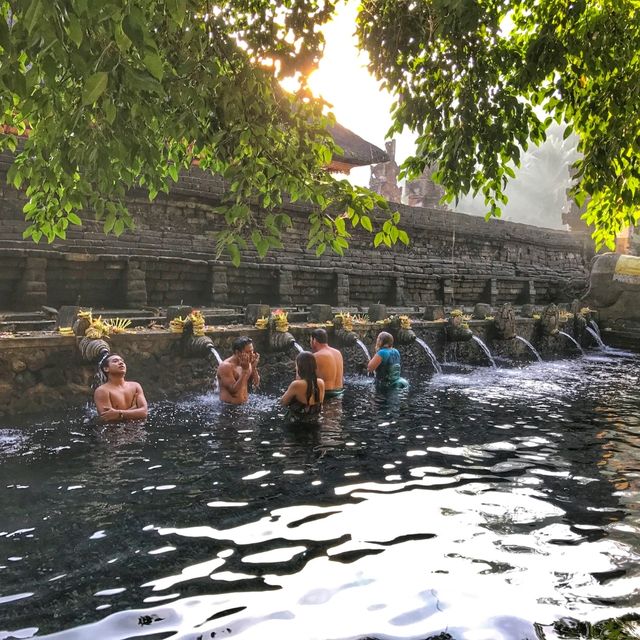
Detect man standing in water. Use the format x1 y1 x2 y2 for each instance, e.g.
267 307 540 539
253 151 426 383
94 354 149 423
310 328 344 397
217 336 261 404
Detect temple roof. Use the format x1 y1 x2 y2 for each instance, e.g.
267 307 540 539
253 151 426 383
328 122 388 171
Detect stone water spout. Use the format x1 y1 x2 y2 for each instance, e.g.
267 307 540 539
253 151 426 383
493 303 516 340
386 315 417 344
72 313 110 363
182 325 222 364
446 310 473 342
269 329 296 352
332 314 359 347
77 336 110 363
268 310 296 352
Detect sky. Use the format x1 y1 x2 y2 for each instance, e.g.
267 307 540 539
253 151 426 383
304 1 415 188
299 1 574 231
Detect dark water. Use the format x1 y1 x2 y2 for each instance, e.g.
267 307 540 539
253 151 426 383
1 351 639 640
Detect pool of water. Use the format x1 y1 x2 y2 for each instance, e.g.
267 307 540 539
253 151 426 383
1 350 639 640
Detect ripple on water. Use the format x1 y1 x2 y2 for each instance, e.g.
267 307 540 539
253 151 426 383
0 355 639 639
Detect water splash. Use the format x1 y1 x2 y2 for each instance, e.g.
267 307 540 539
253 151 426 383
292 341 304 354
589 320 601 337
471 335 497 368
355 339 371 361
415 337 442 374
558 331 585 355
514 335 542 362
586 326 607 350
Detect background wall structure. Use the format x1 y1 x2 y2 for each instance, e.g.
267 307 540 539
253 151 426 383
0 152 593 311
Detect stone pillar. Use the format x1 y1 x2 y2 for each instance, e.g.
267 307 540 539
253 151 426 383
245 304 270 325
394 276 405 306
442 278 454 306
490 278 498 306
125 259 147 308
309 304 333 322
527 279 537 305
211 265 228 305
336 273 349 307
278 268 294 305
368 304 388 322
16 257 47 310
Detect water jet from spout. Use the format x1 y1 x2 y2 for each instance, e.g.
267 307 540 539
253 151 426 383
514 335 542 362
558 331 584 355
471 335 497 368
415 337 442 373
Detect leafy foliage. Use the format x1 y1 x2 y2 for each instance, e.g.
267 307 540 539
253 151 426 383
0 0 404 264
357 0 640 249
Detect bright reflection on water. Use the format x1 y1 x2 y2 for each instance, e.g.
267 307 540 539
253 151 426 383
1 352 640 640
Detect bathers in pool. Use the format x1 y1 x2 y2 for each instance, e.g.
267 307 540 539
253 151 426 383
375 348 409 391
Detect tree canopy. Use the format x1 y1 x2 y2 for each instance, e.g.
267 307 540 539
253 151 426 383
1 1 638 261
0 0 404 264
358 0 640 250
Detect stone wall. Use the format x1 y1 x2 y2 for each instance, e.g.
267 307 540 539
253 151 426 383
0 151 592 311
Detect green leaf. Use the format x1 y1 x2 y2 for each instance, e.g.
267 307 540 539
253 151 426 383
67 15 83 47
0 14 10 51
82 72 108 106
104 99 116 124
398 230 409 246
67 212 82 225
23 0 44 35
374 232 384 247
143 52 164 81
256 239 269 257
360 215 373 232
104 214 116 233
315 242 326 257
167 0 187 27
228 243 241 267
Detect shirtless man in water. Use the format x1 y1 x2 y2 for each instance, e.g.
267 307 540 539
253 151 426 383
217 336 261 405
310 328 344 397
93 354 148 423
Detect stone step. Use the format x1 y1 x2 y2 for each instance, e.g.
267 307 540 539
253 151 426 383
0 319 56 332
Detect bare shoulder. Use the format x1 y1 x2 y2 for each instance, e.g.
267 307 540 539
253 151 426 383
93 384 108 400
217 360 232 373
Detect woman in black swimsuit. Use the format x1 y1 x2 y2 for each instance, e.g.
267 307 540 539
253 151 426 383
280 351 326 424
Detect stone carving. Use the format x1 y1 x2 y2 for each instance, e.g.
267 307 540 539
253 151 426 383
386 316 417 345
539 303 560 336
403 165 447 209
582 253 640 328
493 303 516 340
333 315 358 346
446 311 473 342
369 141 402 203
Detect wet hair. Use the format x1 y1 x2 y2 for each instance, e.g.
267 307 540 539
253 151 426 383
311 328 328 344
232 336 253 353
296 351 320 404
92 352 119 390
377 331 394 348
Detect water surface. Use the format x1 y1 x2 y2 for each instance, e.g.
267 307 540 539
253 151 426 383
1 352 639 639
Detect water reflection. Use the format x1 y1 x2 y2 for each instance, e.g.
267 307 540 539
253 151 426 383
0 354 639 639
